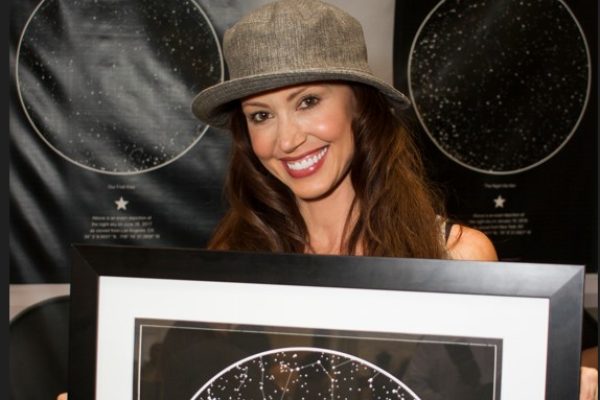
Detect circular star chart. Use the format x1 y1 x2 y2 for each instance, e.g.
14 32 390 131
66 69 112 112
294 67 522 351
190 347 421 400
16 0 223 175
408 0 590 175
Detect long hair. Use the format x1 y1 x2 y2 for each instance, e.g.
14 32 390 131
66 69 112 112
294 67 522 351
208 83 448 259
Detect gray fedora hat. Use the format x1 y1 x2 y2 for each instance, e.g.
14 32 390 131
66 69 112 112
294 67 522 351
192 0 410 128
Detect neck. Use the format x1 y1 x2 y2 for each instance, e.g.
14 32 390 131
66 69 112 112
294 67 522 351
297 175 358 255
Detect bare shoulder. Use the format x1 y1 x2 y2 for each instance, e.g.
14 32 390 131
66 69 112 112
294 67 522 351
446 224 498 261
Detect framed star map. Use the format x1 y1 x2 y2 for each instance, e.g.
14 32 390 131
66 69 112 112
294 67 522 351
68 245 584 399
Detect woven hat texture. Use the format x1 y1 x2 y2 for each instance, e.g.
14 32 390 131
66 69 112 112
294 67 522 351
192 0 410 128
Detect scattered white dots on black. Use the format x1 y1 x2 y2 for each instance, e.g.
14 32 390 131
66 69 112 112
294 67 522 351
192 348 420 400
16 0 223 174
408 0 590 174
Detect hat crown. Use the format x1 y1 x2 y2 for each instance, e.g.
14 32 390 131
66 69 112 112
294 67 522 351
223 0 370 79
192 0 410 128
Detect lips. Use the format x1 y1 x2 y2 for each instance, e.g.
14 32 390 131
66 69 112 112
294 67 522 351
282 146 328 178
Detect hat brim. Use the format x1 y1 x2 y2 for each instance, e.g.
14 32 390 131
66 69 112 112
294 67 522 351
192 68 411 128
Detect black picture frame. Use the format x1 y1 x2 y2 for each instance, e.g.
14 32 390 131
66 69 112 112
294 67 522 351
68 244 584 399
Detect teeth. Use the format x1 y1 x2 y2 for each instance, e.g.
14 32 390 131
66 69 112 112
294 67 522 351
287 147 328 171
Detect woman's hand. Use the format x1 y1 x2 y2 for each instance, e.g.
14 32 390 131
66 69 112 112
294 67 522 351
580 367 598 400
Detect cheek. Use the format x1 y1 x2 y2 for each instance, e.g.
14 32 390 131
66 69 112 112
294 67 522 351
309 107 354 143
248 131 276 165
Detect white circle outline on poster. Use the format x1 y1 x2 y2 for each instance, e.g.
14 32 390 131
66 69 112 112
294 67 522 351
189 346 421 400
15 0 224 175
407 0 591 175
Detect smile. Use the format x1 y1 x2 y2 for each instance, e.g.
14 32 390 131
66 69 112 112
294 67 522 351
282 146 328 178
286 147 328 170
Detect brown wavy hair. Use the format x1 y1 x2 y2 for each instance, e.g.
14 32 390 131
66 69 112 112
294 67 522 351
208 83 448 259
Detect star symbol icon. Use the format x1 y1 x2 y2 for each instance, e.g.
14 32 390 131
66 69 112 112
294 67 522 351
115 196 129 211
493 195 506 208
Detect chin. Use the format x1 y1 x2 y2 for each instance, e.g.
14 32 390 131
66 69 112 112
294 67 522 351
290 184 338 202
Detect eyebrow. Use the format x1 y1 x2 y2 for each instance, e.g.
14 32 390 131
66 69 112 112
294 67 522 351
286 86 310 102
242 86 315 108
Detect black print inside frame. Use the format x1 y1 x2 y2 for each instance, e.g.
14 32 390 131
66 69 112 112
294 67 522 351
16 0 223 174
407 0 590 175
134 319 503 400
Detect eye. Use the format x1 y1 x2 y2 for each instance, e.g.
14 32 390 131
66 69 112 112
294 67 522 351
247 111 272 124
298 95 320 110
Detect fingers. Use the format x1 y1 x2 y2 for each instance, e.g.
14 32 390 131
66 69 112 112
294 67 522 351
579 367 598 400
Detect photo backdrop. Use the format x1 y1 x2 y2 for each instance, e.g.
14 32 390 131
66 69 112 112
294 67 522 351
10 0 597 283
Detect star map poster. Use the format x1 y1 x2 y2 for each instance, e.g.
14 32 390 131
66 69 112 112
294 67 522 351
133 319 502 400
9 0 262 283
393 0 598 271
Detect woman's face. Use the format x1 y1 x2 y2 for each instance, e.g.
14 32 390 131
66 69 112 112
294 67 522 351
241 83 357 201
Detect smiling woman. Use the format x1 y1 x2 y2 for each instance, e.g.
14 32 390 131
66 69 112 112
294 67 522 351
191 0 492 258
242 84 356 200
210 79 455 257
238 83 362 254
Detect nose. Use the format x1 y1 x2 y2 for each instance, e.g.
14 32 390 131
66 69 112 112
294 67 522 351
277 114 307 153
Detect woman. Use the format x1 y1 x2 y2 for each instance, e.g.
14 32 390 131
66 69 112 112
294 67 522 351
193 0 496 261
207 82 497 259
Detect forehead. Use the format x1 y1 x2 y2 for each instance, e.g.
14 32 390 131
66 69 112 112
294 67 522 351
241 82 355 105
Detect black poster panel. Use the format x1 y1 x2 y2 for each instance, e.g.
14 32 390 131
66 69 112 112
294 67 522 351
9 0 271 283
394 0 598 271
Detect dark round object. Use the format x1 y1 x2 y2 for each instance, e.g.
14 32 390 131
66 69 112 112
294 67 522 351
10 296 70 400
